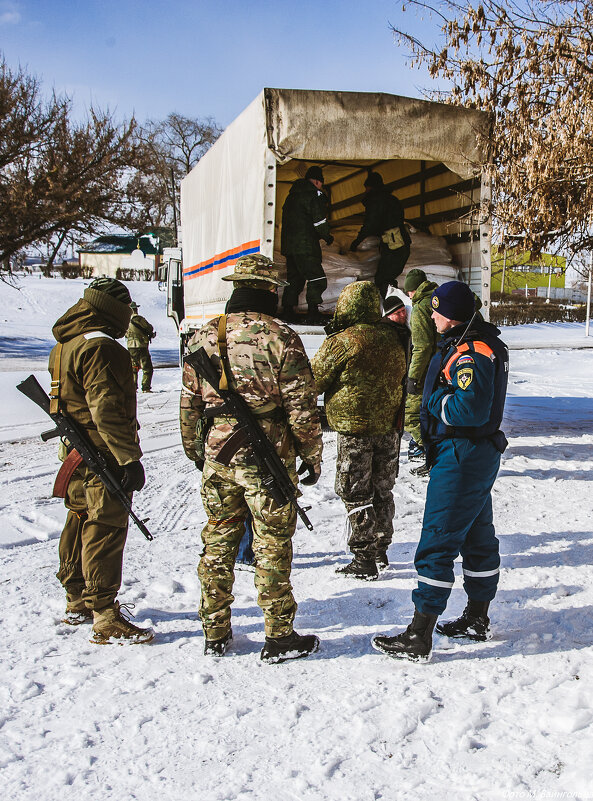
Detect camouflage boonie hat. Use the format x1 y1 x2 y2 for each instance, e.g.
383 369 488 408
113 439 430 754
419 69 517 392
221 254 288 286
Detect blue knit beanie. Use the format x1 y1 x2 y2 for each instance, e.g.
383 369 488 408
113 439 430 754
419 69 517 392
430 281 475 321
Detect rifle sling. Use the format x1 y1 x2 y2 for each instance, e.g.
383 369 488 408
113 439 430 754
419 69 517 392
53 448 84 498
49 342 63 415
217 314 231 391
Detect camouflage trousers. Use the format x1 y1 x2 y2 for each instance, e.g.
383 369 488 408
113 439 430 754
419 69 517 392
282 254 327 308
336 431 400 559
405 392 423 446
128 346 153 391
56 464 129 610
198 459 298 640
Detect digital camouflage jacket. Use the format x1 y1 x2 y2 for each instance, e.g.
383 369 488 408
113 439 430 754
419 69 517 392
180 312 323 468
49 288 141 466
280 179 332 258
408 280 438 386
125 314 155 349
311 282 407 436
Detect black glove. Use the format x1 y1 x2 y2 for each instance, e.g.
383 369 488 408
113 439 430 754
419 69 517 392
406 377 420 395
195 458 205 472
349 239 360 252
121 460 145 492
325 234 334 246
297 461 321 486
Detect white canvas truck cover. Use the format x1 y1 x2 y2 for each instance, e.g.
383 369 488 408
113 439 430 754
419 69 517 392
180 88 490 323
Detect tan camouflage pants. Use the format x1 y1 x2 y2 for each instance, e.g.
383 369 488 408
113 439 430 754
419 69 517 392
56 464 129 610
198 459 298 640
336 431 400 559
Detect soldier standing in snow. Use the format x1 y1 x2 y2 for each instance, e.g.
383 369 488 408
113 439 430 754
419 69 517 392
125 301 156 393
180 254 323 662
403 269 438 474
50 278 153 644
312 281 407 578
280 166 334 324
373 281 509 662
349 171 411 300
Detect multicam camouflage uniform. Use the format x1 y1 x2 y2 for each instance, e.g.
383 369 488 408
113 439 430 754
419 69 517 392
180 255 322 641
312 281 407 560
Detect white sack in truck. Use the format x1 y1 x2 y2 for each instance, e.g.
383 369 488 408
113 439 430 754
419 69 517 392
273 226 459 312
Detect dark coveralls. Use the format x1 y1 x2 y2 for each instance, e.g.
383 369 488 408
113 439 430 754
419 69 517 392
354 187 411 299
412 319 509 616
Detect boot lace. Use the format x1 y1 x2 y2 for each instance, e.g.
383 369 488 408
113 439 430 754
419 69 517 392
117 602 137 621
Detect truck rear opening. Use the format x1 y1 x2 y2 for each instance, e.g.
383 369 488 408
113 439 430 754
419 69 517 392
174 88 491 336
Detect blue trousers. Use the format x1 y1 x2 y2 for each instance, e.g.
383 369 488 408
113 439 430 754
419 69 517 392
236 515 254 564
412 438 501 616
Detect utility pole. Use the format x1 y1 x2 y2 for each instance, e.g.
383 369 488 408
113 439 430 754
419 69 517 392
586 250 592 337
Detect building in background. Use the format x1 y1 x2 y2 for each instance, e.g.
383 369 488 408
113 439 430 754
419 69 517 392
78 234 161 280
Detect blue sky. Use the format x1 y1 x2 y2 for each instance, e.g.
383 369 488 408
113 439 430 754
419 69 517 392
0 0 444 126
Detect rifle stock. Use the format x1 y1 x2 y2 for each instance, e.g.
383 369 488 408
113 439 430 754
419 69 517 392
184 348 314 531
16 375 153 541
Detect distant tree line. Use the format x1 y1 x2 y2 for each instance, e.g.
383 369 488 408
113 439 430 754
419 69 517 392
0 53 221 273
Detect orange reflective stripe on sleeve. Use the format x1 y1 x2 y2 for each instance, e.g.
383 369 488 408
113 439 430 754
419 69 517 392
473 341 494 358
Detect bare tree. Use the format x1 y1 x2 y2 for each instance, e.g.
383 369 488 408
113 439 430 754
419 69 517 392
0 54 144 274
130 113 222 241
393 0 593 258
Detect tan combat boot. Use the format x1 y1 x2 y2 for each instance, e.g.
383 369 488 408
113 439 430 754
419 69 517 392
90 601 154 645
61 597 93 626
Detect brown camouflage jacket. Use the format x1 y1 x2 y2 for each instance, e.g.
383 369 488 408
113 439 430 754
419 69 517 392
312 281 407 436
180 312 322 468
49 288 141 466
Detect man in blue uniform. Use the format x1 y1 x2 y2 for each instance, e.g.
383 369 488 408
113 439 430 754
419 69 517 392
373 281 509 661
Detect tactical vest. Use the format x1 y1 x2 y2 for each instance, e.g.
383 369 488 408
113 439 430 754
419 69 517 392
420 329 509 445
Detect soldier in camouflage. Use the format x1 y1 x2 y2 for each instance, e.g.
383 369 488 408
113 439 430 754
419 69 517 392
403 269 438 473
180 254 323 662
125 302 155 392
311 281 408 579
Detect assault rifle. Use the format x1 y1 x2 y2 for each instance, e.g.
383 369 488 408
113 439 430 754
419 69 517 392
184 347 314 531
16 375 153 541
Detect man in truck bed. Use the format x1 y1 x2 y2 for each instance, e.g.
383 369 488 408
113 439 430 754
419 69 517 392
280 166 334 325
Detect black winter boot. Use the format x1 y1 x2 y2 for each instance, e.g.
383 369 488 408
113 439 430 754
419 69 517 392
260 630 320 663
204 629 233 656
336 555 379 581
407 439 425 462
376 550 389 570
436 600 491 641
372 609 438 662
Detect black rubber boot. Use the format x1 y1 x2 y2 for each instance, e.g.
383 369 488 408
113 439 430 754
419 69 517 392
410 461 430 477
336 555 379 581
260 630 320 664
204 629 233 656
372 609 438 662
436 600 491 641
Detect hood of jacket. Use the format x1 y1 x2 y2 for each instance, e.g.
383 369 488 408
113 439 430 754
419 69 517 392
52 287 132 343
328 281 381 333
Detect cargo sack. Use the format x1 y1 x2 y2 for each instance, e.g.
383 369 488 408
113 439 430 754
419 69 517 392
381 227 405 250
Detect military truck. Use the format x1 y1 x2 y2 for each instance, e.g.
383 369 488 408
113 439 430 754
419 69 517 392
162 88 492 344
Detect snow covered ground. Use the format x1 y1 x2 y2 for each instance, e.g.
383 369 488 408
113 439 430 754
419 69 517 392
1 277 593 800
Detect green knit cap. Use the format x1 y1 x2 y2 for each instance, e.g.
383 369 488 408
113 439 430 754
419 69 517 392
88 277 132 305
403 269 428 293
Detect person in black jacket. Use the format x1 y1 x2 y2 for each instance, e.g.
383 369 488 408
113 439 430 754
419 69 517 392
350 172 411 299
280 165 333 323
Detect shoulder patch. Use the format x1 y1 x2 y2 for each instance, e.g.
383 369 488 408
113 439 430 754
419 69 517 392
457 355 475 365
457 367 474 390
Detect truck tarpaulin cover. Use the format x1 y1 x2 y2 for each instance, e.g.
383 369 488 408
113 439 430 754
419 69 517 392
180 88 490 318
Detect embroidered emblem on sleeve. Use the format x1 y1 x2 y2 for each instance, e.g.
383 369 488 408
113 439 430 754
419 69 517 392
457 367 474 390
